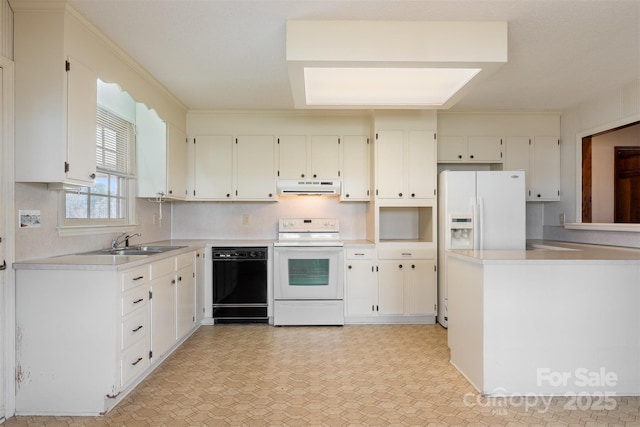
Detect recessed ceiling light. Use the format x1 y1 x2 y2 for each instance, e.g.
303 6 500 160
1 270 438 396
304 67 481 106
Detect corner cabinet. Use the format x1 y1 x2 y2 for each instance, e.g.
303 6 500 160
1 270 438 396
375 130 437 200
504 136 561 201
14 249 200 416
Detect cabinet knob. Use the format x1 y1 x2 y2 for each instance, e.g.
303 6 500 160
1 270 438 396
268 193 273 197
398 193 403 197
171 279 176 285
226 193 230 197
399 264 403 269
313 174 317 178
411 193 415 197
469 155 474 159
411 264 415 269
178 276 182 282
348 265 352 269
458 154 462 159
537 194 541 198
301 173 305 178
346 194 350 198
169 190 173 194
89 173 96 179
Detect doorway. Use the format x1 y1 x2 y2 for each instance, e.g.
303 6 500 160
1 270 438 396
614 146 640 223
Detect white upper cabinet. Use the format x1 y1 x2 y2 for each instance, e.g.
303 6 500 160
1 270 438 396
166 124 189 199
277 135 307 179
235 135 277 200
437 135 503 163
192 135 234 200
277 135 341 180
341 135 370 201
375 130 437 200
505 136 560 201
14 10 98 186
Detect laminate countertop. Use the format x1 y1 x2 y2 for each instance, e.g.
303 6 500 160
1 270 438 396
449 239 640 265
12 238 374 270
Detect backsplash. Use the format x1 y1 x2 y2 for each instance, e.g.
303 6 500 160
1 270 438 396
171 197 367 241
14 183 172 261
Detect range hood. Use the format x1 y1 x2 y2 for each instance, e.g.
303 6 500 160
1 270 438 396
277 180 341 195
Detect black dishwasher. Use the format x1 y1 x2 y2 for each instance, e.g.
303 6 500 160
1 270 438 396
212 247 268 323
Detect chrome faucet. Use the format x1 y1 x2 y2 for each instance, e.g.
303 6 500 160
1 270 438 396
112 232 141 249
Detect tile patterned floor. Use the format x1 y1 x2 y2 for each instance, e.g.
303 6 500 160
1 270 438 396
5 324 640 426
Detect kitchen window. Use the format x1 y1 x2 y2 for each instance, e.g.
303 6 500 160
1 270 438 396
59 106 136 233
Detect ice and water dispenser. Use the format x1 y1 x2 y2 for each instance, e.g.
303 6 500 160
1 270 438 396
448 214 474 249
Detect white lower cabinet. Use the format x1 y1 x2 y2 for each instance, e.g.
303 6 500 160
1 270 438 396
344 247 376 318
14 249 200 416
344 244 437 323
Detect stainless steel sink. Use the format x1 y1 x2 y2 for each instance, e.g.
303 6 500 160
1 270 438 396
80 245 186 256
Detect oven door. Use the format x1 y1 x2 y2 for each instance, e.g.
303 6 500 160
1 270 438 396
273 246 344 300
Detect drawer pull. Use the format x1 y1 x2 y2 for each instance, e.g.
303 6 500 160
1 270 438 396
132 325 143 332
401 252 412 256
354 253 365 256
133 276 144 281
132 298 144 304
131 357 143 366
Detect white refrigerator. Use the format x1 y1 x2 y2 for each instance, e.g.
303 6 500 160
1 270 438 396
437 170 526 327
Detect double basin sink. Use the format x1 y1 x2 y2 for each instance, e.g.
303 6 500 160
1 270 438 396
81 245 186 256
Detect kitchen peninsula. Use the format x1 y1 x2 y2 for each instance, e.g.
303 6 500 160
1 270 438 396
447 241 640 396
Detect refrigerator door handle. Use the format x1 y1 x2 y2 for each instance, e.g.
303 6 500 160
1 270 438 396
472 197 480 249
478 197 485 250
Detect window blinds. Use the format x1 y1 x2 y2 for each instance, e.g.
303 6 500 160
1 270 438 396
95 106 133 176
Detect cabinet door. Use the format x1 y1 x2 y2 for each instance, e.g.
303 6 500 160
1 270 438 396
407 131 436 199
176 264 195 340
504 137 531 197
151 275 176 359
193 135 234 200
437 136 465 162
66 57 97 185
236 135 276 200
310 135 341 179
167 124 188 200
136 103 167 198
277 135 307 179
405 260 436 316
531 137 560 200
376 261 404 315
467 136 503 162
345 261 376 316
341 135 370 201
376 131 404 199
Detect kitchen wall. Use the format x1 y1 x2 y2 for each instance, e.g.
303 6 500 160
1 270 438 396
14 183 172 261
543 77 640 248
171 197 367 241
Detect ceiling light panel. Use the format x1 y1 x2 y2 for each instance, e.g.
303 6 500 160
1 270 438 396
287 21 507 109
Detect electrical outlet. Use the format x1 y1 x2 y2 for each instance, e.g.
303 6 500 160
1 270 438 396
242 214 250 225
559 213 565 225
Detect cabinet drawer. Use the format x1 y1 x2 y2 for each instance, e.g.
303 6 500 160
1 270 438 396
377 247 435 260
121 339 149 388
346 247 374 260
150 257 175 279
122 286 149 316
122 266 148 291
176 252 193 270
122 310 148 350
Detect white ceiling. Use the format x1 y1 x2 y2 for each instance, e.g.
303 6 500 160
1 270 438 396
67 0 640 112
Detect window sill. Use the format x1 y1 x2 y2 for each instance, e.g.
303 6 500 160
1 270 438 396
563 223 640 233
